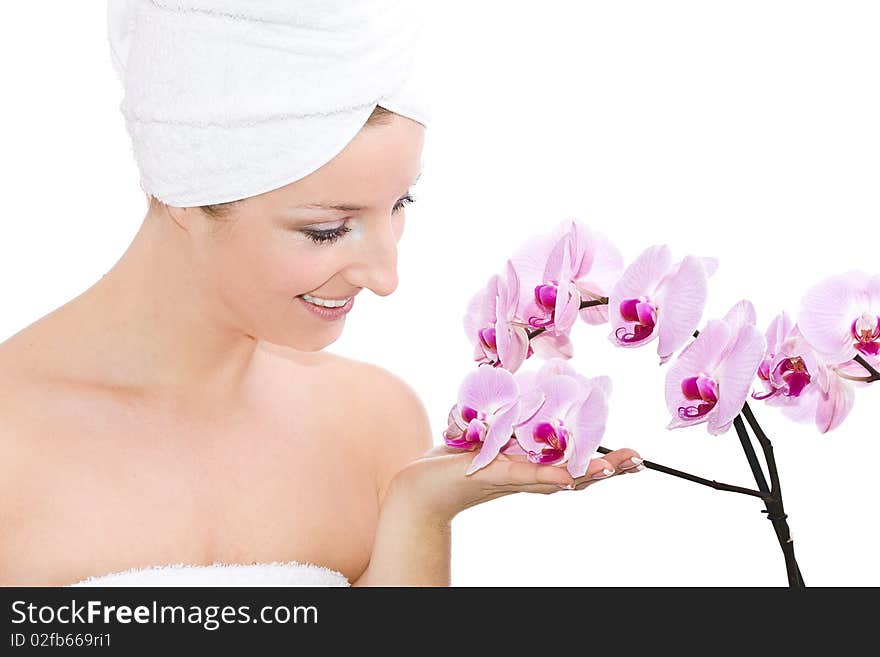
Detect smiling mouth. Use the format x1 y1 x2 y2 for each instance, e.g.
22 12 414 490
299 293 352 308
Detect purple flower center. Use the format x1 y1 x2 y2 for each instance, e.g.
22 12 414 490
615 296 658 343
851 312 880 358
444 405 488 450
678 373 718 420
754 354 811 400
528 280 560 328
461 405 481 423
535 282 559 311
479 326 497 351
526 420 568 464
778 357 811 396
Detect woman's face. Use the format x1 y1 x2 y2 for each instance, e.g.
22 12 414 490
183 112 425 351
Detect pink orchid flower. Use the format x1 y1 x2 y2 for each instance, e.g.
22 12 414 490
510 358 612 479
529 230 581 332
608 244 718 365
442 365 531 475
665 299 766 435
565 220 625 327
512 230 581 361
508 219 624 319
797 270 880 379
506 219 624 360
753 311 855 433
463 261 532 372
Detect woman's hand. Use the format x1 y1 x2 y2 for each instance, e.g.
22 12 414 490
386 443 645 525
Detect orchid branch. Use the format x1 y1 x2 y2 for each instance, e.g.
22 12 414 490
739 404 804 587
853 354 880 382
525 297 607 341
593 445 770 500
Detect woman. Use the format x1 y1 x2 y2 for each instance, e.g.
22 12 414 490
0 1 644 587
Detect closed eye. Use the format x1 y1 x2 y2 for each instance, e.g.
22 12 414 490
303 224 352 244
302 194 416 245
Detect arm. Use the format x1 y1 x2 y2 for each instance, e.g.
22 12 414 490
351 370 451 587
348 364 647 586
352 477 452 587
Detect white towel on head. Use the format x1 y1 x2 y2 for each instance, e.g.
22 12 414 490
107 0 432 207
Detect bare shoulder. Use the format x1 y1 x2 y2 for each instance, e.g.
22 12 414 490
258 343 432 450
0 361 46 584
321 353 435 503
0 361 37 470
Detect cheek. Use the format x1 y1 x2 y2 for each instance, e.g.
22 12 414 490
206 231 292 304
273 252 330 295
220 233 337 299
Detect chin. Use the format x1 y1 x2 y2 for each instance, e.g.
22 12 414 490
266 328 343 353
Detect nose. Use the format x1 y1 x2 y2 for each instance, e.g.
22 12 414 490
348 220 400 297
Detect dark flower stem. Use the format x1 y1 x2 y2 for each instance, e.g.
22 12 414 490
737 407 804 587
853 354 880 382
593 445 770 500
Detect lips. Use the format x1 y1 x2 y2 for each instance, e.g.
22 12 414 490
297 294 354 320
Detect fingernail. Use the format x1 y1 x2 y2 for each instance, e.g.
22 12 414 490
622 456 643 470
634 464 645 471
558 482 575 490
591 468 615 480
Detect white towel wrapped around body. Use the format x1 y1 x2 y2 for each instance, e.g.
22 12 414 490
107 1 432 207
69 560 352 587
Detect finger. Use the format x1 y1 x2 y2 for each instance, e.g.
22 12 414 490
602 448 644 473
493 459 575 488
492 482 575 496
569 457 616 490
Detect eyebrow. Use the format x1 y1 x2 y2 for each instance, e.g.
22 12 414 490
293 172 422 211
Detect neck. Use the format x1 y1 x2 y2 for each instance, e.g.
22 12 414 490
59 207 258 403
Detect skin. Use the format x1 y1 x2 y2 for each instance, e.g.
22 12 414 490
0 111 642 587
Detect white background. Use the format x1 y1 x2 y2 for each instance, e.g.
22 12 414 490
1 2 877 586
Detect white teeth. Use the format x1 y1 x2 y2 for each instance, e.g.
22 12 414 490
301 294 349 308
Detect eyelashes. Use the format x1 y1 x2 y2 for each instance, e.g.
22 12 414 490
303 194 416 245
394 194 416 213
304 224 352 245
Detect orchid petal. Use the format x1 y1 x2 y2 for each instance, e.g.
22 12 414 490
501 326 530 373
698 256 719 278
765 311 795 355
508 226 570 316
815 372 855 433
715 299 759 364
532 374 585 420
465 399 522 475
721 299 757 335
573 227 624 325
798 270 866 363
459 364 519 416
567 385 611 478
656 255 708 364
613 245 672 301
463 277 497 340
516 388 546 426
664 320 730 428
515 375 586 453
608 245 671 347
530 331 574 359
710 325 766 434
